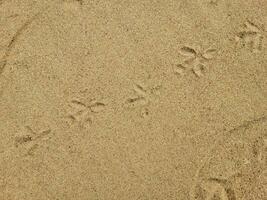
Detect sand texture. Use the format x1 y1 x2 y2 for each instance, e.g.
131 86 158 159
0 0 266 199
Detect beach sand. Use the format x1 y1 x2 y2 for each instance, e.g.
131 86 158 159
0 0 266 199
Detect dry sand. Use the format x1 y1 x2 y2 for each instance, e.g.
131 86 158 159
0 0 266 199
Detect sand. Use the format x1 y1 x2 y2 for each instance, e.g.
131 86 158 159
0 0 266 199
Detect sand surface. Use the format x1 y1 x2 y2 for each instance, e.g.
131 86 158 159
0 0 266 199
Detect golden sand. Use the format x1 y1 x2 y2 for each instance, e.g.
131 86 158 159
0 0 266 199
